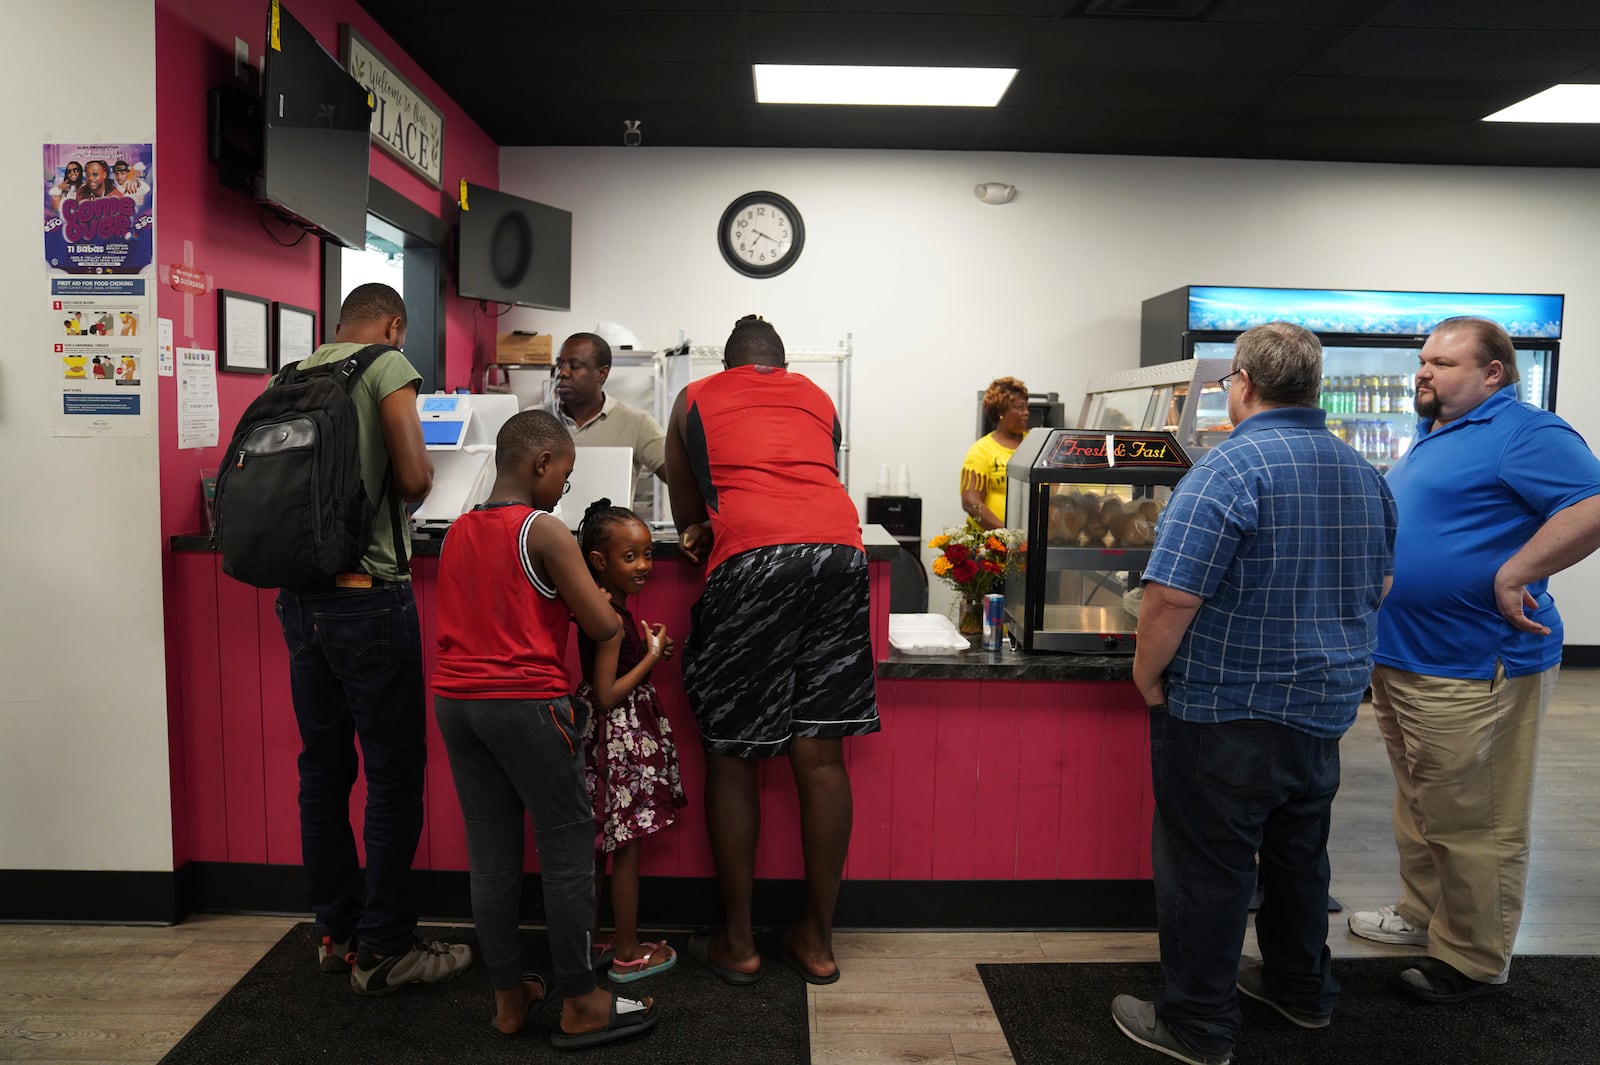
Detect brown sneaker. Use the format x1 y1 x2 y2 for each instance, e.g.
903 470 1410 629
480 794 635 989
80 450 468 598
350 938 473 996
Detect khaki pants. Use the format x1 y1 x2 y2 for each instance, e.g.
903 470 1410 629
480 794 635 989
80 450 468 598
1369 663 1556 983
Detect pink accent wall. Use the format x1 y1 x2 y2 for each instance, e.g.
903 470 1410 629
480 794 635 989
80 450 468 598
155 0 502 863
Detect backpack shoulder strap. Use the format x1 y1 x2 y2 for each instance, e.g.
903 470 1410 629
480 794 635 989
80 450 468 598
332 344 399 393
335 342 410 576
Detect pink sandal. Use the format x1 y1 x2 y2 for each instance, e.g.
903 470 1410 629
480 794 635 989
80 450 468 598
607 941 678 984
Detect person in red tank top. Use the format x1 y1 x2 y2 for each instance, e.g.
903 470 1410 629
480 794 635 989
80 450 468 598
665 316 880 988
432 410 660 1050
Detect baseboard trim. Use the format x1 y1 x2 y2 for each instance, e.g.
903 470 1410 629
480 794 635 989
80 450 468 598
204 864 1155 930
1562 645 1600 668
0 863 1156 930
0 869 186 924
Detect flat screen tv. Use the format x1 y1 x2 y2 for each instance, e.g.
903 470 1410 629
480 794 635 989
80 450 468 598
456 182 572 310
258 0 371 249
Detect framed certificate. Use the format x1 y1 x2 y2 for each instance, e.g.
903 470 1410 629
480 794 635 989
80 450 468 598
218 290 272 374
272 302 318 370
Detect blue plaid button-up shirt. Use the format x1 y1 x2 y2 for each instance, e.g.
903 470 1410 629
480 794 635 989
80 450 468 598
1143 406 1396 738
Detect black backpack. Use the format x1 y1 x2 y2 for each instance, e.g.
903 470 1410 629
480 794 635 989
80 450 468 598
214 344 407 589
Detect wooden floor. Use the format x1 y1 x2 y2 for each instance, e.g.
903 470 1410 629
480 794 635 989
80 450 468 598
5 672 1598 1065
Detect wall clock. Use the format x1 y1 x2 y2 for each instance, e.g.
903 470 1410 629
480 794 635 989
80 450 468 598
718 191 804 278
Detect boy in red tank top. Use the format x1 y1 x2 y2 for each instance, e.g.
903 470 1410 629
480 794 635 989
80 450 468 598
432 410 660 1050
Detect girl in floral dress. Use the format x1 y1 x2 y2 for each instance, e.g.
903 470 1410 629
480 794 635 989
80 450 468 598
574 499 687 983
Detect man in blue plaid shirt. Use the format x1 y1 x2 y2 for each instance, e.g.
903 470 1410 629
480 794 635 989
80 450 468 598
1111 322 1397 1065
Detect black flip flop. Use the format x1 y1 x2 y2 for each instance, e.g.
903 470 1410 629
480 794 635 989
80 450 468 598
549 993 658 1050
775 938 841 986
687 928 762 986
493 972 549 1036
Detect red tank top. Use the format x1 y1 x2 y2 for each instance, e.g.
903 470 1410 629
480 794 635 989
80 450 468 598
682 365 863 573
432 504 572 699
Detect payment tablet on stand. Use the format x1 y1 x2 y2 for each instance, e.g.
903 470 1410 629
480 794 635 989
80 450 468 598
411 393 520 531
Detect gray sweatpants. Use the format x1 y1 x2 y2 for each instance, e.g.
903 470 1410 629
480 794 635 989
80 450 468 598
434 694 598 997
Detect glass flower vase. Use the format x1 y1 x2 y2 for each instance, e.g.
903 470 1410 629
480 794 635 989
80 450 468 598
953 593 984 642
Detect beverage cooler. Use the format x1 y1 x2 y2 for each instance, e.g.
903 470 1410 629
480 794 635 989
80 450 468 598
1004 429 1193 654
1139 285 1563 472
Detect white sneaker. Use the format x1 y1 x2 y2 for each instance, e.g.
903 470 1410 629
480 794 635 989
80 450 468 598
1347 905 1427 945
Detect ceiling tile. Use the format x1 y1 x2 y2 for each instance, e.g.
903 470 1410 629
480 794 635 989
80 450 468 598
1263 77 1550 121
1031 19 1348 74
1304 27 1600 81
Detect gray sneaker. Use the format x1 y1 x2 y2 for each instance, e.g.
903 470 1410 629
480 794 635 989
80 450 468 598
1236 958 1332 1029
1347 905 1427 946
1111 994 1231 1065
351 938 473 996
318 933 354 974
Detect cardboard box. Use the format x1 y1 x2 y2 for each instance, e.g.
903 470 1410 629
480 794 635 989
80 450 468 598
496 333 553 365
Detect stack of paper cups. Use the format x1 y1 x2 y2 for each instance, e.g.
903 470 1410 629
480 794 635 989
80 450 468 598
893 463 911 496
877 463 892 496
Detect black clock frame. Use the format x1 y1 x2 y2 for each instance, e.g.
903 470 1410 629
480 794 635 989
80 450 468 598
718 191 804 278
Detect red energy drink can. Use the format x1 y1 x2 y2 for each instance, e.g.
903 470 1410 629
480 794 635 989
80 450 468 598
982 593 1005 651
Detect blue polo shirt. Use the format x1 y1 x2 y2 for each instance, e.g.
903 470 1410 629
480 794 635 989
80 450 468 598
1376 387 1600 680
1144 406 1397 738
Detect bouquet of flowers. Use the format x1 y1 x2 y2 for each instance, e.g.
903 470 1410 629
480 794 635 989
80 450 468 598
928 519 1024 601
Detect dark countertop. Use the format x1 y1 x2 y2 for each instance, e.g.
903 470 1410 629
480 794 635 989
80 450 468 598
172 523 906 562
877 645 1134 681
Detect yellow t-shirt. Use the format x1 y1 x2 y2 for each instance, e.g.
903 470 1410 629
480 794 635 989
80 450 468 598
960 433 1016 524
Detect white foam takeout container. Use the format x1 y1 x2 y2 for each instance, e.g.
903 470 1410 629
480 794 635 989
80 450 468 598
888 613 972 655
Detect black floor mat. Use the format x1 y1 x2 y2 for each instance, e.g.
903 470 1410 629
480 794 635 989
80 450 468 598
160 923 808 1064
978 956 1599 1065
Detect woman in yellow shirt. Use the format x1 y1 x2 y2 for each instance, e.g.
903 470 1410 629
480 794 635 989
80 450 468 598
960 376 1029 529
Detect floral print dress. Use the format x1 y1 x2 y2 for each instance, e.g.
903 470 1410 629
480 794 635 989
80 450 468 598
575 603 687 852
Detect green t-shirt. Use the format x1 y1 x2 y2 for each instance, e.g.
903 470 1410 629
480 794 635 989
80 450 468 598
286 342 422 581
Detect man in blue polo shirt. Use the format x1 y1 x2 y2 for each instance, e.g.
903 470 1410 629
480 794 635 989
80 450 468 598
1115 322 1396 1065
1348 316 1600 1002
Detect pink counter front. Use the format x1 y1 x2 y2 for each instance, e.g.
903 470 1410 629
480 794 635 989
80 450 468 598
168 536 1154 929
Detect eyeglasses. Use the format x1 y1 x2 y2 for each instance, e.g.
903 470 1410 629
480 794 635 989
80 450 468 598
65 167 81 174
1217 368 1244 393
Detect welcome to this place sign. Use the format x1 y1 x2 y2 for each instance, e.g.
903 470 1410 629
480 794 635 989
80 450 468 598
341 26 445 189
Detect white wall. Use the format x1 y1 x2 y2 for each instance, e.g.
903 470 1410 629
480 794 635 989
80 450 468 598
0 3 170 871
499 146 1600 638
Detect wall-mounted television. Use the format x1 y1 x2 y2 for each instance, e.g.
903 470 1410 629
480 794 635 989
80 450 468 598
456 182 572 310
256 0 371 249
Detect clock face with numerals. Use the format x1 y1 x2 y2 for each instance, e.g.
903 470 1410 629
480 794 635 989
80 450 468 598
718 191 804 278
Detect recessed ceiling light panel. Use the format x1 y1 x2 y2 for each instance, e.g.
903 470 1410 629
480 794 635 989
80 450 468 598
753 65 1018 108
1484 84 1600 123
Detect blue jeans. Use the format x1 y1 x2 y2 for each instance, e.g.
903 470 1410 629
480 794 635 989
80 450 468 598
277 584 425 956
1150 709 1341 1058
434 694 599 997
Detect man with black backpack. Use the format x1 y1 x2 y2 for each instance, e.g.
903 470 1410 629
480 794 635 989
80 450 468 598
261 283 467 994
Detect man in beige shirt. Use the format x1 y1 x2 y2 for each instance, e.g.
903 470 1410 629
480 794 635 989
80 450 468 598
540 332 667 513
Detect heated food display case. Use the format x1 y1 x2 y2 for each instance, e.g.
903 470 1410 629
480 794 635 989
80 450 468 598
1079 358 1234 461
1004 429 1193 653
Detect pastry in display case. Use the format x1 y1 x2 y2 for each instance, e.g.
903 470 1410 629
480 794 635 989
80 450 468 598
1004 428 1193 653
